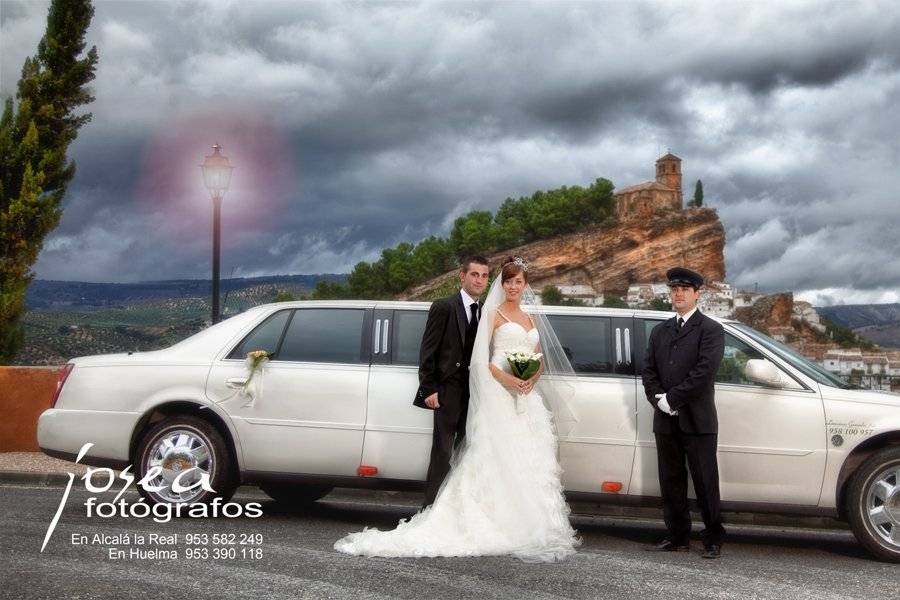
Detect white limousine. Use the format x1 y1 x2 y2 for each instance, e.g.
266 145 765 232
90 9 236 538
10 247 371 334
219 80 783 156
39 301 900 561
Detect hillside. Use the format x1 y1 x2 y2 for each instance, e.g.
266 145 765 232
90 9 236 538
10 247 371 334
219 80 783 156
403 207 725 299
817 304 900 349
16 275 347 366
25 274 346 310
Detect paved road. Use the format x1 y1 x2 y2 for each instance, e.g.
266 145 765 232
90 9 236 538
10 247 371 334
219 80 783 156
0 483 895 600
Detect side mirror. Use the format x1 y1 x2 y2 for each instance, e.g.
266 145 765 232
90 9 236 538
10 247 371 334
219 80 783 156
744 359 785 387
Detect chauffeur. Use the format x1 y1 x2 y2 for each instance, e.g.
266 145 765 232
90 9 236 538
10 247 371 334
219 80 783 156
642 267 726 559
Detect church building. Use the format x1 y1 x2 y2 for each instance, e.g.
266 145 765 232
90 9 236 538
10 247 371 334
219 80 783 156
615 152 683 221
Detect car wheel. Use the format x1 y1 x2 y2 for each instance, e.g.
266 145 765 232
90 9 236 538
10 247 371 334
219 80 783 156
259 483 333 505
847 446 900 562
135 415 236 506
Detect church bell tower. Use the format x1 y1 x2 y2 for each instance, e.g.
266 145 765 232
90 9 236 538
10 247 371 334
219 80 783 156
655 152 683 208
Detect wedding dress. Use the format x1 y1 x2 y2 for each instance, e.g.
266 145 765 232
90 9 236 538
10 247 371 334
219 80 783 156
334 283 580 562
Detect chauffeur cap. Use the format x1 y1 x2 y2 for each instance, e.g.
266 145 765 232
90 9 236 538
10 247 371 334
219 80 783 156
666 267 704 289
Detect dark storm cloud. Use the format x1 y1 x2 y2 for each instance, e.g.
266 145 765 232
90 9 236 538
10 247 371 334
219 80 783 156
2 0 900 303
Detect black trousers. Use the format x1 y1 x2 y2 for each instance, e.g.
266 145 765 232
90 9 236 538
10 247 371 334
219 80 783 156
655 430 725 546
422 377 469 507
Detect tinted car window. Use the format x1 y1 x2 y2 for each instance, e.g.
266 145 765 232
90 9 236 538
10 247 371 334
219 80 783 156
393 310 428 366
547 315 612 374
228 310 291 359
643 319 665 346
278 309 366 363
718 333 766 385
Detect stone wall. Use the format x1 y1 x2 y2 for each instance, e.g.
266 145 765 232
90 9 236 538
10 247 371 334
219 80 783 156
0 366 62 451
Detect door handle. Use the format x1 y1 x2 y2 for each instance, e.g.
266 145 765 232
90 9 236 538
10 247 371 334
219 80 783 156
624 328 632 365
615 327 622 364
225 377 247 389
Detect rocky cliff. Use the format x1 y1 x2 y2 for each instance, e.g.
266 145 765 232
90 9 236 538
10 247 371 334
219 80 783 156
403 207 725 300
733 293 795 332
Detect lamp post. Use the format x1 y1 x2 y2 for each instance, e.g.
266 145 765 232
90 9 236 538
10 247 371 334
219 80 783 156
200 144 234 324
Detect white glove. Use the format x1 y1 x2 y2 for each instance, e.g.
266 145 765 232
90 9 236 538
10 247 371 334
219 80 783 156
655 393 678 416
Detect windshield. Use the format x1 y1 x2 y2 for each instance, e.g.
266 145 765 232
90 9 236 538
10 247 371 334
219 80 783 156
731 323 850 389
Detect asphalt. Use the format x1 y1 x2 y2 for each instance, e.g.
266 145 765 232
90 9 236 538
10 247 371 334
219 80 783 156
0 452 850 532
0 484 891 600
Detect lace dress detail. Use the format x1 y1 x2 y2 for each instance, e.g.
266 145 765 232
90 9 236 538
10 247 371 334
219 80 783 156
333 322 580 562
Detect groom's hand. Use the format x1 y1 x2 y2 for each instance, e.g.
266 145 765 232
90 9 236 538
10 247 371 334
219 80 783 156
424 392 440 409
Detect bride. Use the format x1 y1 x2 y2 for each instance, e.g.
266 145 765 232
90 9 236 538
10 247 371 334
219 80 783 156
333 256 581 562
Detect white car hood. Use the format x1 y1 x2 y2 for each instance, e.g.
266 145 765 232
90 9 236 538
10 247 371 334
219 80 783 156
820 384 900 407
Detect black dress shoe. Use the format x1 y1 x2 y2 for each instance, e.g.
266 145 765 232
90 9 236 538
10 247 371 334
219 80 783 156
645 539 690 552
701 544 721 559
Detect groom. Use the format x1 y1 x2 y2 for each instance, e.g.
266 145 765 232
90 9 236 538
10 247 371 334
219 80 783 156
642 267 726 559
414 255 490 507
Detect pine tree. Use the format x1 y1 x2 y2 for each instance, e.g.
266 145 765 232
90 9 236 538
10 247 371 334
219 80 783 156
0 0 98 363
691 179 704 207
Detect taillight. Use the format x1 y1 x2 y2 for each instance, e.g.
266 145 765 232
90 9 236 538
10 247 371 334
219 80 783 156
51 363 75 408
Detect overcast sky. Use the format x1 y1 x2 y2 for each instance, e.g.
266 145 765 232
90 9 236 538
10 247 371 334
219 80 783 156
2 0 899 306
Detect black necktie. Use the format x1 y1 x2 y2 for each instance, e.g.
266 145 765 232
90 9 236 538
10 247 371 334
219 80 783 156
678 317 685 329
463 302 479 360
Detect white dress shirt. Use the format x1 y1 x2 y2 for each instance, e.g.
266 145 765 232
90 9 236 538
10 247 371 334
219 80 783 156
676 305 699 326
459 289 480 323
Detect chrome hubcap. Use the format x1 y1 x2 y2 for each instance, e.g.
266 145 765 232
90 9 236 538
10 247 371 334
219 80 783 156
865 466 900 548
145 428 213 503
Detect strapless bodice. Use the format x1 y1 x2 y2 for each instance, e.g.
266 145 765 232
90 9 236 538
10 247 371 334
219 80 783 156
491 321 540 370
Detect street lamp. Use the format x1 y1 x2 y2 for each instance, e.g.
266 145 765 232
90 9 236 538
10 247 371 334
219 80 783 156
200 143 234 324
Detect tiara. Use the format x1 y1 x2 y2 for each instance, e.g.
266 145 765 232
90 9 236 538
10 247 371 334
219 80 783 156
502 257 529 271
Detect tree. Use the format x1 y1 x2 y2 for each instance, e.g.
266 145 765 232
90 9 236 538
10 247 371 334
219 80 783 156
0 0 98 363
334 176 617 300
602 296 628 308
448 211 495 258
311 280 350 299
649 297 673 311
540 285 564 305
691 179 704 207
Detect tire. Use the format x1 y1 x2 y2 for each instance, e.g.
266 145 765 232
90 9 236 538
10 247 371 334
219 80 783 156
847 446 900 562
135 415 237 506
259 483 333 505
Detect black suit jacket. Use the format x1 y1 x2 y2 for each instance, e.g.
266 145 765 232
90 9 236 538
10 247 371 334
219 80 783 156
641 310 725 434
413 293 477 409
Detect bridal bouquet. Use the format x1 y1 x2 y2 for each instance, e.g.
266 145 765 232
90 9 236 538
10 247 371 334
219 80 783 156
506 351 542 413
241 350 270 408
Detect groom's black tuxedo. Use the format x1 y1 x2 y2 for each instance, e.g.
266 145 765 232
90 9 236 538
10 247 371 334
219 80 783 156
414 292 481 507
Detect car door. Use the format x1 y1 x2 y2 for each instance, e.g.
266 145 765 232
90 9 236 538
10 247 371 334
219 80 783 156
631 318 827 504
207 307 371 476
361 307 434 480
548 313 638 495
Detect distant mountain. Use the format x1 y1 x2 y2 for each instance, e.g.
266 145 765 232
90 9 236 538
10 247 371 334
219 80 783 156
816 304 900 349
816 304 900 328
25 274 348 310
